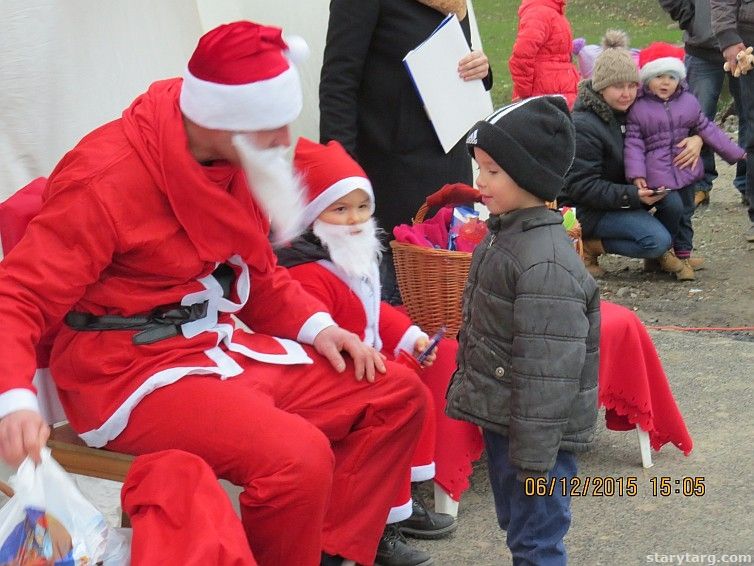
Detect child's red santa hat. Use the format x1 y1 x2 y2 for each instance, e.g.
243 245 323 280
638 42 686 84
293 138 374 227
180 21 308 131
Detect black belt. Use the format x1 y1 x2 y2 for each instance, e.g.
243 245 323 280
64 301 210 345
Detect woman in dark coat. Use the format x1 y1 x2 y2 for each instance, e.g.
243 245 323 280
561 31 701 277
319 0 492 302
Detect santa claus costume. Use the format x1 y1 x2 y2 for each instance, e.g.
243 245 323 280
0 21 426 566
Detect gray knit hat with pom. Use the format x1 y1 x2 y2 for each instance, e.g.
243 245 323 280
591 30 639 92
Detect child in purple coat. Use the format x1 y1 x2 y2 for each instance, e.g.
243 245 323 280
624 42 745 280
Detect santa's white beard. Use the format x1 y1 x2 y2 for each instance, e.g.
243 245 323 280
232 134 306 247
312 218 384 280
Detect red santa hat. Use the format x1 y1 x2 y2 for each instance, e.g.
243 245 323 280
293 138 374 227
180 21 308 131
638 42 686 84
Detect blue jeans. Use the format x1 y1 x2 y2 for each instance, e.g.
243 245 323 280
484 431 577 566
737 69 754 223
685 54 748 194
675 185 696 254
593 192 684 258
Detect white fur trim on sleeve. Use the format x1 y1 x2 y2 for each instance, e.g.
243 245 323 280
0 388 40 419
297 312 337 344
394 325 428 359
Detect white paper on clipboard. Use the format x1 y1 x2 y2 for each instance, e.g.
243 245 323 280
403 13 493 153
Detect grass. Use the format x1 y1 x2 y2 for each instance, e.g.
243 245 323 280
474 0 684 106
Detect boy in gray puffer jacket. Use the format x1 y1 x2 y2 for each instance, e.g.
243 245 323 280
446 96 600 566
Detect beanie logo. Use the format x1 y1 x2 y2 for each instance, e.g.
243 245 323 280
466 129 478 145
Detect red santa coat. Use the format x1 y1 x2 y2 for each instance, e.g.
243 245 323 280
0 79 334 447
286 261 425 360
509 0 580 108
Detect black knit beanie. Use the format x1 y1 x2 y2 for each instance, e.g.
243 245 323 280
465 96 575 201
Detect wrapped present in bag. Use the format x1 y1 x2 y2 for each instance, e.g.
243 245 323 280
0 449 129 566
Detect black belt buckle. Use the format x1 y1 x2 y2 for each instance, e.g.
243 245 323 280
133 301 211 345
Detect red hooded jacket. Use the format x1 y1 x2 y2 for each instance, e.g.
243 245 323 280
509 0 580 108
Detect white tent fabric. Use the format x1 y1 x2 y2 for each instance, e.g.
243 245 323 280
0 1 484 201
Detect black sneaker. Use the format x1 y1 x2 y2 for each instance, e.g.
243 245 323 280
375 524 433 566
320 552 343 566
397 494 458 540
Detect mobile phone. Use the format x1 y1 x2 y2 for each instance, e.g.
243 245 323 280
651 188 667 195
417 326 446 364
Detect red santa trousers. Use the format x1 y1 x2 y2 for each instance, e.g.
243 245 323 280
122 449 257 565
389 380 436 522
107 351 426 566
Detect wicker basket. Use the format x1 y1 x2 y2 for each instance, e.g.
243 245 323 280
391 200 583 339
390 201 472 339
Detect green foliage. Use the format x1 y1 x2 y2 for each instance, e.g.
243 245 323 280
474 0 684 106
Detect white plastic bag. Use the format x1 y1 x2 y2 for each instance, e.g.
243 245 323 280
0 448 129 565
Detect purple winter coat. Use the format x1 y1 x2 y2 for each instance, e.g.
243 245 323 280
624 83 745 190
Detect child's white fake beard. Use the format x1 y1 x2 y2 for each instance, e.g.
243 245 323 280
232 133 306 247
312 218 384 280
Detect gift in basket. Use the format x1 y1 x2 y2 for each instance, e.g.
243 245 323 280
391 185 584 340
390 184 484 339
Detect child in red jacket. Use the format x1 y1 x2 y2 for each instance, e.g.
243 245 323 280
509 0 580 107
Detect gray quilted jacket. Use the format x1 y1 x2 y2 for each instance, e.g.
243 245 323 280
711 0 754 49
446 206 600 476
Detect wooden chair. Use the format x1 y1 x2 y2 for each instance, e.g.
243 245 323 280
0 178 133 526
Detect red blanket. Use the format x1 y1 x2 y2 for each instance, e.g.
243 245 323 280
420 339 484 501
599 300 693 455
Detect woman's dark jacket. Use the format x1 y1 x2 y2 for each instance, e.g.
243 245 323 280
561 81 644 237
319 0 492 234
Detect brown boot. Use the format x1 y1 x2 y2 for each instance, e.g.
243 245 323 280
694 190 710 208
658 250 684 274
675 260 695 281
643 257 662 272
687 256 704 270
582 239 606 277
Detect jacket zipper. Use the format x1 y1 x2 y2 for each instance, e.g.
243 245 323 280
459 231 496 367
664 100 678 187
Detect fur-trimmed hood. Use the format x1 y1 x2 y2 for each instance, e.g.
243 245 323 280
573 80 621 124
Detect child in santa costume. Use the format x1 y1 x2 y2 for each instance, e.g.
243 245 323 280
625 41 745 280
0 21 428 566
278 138 482 566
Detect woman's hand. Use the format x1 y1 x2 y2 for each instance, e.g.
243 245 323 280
458 50 489 81
633 177 649 191
638 187 668 206
674 135 703 170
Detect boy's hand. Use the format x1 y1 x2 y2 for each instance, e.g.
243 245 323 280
313 325 386 383
633 177 648 191
413 337 437 367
